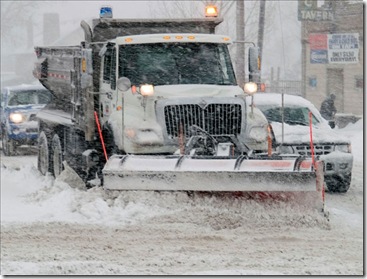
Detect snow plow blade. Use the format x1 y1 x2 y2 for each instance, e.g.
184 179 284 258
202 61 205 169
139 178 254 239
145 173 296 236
103 155 324 206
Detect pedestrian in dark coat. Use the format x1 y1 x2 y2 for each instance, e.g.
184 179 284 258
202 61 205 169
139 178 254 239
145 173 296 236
320 94 337 120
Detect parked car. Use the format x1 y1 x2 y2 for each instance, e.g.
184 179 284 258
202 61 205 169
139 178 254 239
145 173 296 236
247 93 353 193
1 84 52 156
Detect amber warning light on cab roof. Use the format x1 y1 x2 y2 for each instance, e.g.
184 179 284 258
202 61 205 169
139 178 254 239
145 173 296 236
205 5 218 17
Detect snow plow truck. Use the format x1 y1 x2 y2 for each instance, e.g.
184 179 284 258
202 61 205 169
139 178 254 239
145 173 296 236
33 6 325 209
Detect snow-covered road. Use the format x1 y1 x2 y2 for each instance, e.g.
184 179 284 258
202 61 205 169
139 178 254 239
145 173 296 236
0 120 364 275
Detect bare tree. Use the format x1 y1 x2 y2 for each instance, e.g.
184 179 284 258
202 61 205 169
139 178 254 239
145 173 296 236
1 1 40 47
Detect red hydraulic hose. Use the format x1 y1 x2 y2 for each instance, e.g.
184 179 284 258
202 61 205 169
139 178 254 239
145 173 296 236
309 111 316 169
94 111 108 162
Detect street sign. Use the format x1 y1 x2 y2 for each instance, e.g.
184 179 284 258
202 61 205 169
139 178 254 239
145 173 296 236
298 0 334 21
309 33 359 64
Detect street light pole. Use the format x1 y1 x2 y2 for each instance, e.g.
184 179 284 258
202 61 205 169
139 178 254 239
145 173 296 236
236 0 245 87
257 0 266 65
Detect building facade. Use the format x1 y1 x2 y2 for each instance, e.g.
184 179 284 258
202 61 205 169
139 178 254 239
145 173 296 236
300 0 364 116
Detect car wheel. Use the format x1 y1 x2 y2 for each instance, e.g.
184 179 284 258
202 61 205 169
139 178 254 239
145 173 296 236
38 131 50 175
2 132 15 156
52 134 63 178
326 173 351 193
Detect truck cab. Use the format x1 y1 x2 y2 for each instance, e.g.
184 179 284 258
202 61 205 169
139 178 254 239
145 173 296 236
98 34 268 155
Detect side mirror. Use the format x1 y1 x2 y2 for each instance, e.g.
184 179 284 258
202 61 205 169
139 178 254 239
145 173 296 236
117 77 131 92
328 120 336 129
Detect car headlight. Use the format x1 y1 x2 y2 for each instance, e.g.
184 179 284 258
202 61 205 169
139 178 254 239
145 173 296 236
9 112 24 123
249 126 267 142
335 144 351 153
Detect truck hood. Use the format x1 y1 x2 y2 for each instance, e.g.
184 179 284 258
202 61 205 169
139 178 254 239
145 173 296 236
270 122 350 145
154 84 244 98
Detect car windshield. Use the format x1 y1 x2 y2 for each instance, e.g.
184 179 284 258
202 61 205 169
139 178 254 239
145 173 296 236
119 42 237 86
8 89 51 106
259 106 320 126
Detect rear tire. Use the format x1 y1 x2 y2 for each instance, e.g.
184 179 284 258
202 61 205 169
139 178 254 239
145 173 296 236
38 131 50 175
2 132 15 156
52 134 63 178
326 173 351 193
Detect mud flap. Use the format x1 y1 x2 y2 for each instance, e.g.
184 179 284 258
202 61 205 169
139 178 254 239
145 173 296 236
56 161 87 190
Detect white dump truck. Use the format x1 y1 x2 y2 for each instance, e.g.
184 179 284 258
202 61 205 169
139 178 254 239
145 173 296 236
33 6 324 206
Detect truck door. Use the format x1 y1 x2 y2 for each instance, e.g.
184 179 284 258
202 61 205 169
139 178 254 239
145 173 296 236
99 43 117 126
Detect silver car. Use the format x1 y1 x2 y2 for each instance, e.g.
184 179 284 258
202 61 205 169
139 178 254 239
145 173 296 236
247 93 353 193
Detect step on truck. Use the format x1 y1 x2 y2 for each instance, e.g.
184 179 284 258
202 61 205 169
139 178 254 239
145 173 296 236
33 6 325 209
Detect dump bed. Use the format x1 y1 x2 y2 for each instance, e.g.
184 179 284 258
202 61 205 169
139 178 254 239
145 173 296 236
33 46 94 138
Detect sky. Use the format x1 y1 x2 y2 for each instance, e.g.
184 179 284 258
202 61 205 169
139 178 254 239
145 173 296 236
1 1 303 82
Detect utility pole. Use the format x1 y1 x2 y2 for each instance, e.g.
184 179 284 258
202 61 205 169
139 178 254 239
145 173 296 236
257 0 266 80
236 0 245 86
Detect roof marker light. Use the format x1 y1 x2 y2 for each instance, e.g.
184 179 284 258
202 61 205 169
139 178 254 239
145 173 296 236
100 6 113 18
187 36 195 40
125 38 133 43
175 36 183 40
163 36 171 40
205 5 218 17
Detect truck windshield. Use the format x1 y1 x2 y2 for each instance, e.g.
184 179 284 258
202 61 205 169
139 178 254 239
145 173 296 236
119 43 236 86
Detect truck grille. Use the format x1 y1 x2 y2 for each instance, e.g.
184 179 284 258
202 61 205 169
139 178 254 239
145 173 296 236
294 144 333 156
164 104 242 139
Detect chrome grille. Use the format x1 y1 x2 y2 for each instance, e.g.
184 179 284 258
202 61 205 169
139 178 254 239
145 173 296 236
294 144 333 156
164 103 242 139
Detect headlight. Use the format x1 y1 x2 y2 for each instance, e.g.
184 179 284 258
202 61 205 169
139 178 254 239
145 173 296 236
335 144 351 153
140 84 154 96
244 82 258 94
9 112 24 123
249 126 267 142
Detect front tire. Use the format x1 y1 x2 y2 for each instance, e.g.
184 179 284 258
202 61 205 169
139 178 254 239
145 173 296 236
326 173 351 193
2 132 15 156
38 131 50 175
52 134 63 178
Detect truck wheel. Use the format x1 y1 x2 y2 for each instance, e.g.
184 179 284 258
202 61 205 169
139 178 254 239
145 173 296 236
2 132 15 156
103 125 119 159
52 134 63 178
38 131 50 175
326 173 351 193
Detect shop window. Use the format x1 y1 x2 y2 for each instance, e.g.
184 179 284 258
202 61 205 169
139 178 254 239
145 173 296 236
309 76 317 88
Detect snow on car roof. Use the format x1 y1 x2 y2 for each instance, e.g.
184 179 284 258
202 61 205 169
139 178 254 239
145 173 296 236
247 93 314 108
246 92 328 124
3 83 48 92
